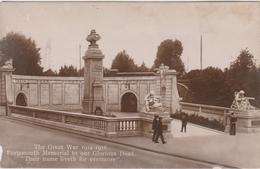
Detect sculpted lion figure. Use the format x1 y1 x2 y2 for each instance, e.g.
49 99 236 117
144 91 163 112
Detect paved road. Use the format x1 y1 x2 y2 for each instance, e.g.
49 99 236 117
0 116 211 168
171 119 222 138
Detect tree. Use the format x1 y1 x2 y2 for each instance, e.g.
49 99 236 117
183 49 260 108
154 39 185 75
78 67 84 77
42 69 57 76
137 62 150 72
0 32 43 75
111 50 138 72
58 65 78 77
103 67 112 76
225 49 259 107
184 67 232 107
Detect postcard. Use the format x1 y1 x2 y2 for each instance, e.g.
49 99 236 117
0 1 259 168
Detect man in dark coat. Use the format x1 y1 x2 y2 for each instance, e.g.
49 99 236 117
230 113 237 135
181 113 188 132
152 115 159 142
155 117 166 144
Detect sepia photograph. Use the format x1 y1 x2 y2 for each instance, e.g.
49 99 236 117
0 1 260 168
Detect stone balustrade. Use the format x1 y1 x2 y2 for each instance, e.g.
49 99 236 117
8 105 142 137
180 102 230 124
180 102 260 133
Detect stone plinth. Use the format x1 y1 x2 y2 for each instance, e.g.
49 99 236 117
225 110 260 133
82 30 105 114
141 111 173 138
0 106 6 116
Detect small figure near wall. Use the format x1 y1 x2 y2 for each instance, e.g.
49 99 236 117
180 112 188 133
94 106 103 116
229 112 237 135
152 114 159 142
144 91 163 112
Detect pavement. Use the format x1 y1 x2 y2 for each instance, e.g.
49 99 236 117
1 106 260 168
111 120 260 168
0 116 211 168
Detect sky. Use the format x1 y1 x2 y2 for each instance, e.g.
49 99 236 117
1 1 260 72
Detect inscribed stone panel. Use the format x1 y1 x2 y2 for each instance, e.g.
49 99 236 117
15 83 20 94
108 84 119 104
64 84 80 105
139 84 148 104
52 84 62 105
81 83 84 101
120 81 137 92
149 83 156 93
40 84 49 105
29 84 38 106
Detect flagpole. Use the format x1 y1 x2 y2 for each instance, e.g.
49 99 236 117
200 35 203 70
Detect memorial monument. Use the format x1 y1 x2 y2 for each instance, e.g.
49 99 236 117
82 30 105 114
230 90 256 110
226 90 260 133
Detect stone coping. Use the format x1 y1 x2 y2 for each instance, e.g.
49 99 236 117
181 102 260 119
8 105 141 121
180 101 231 111
108 71 156 77
0 67 15 71
8 105 176 124
12 75 84 81
12 74 156 81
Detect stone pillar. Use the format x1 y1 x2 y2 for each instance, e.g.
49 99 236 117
0 59 15 115
140 64 181 139
155 64 180 114
0 70 6 106
82 30 105 114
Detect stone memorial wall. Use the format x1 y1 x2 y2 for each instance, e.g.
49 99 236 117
12 75 84 111
11 74 167 112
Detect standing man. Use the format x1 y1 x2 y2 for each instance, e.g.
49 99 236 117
230 112 237 135
155 117 166 144
181 112 188 132
152 115 159 142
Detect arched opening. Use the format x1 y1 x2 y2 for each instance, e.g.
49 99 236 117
121 92 137 112
16 93 27 106
177 83 190 101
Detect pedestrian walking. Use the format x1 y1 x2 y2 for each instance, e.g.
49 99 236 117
229 113 237 135
155 117 166 144
152 115 159 142
180 113 188 132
